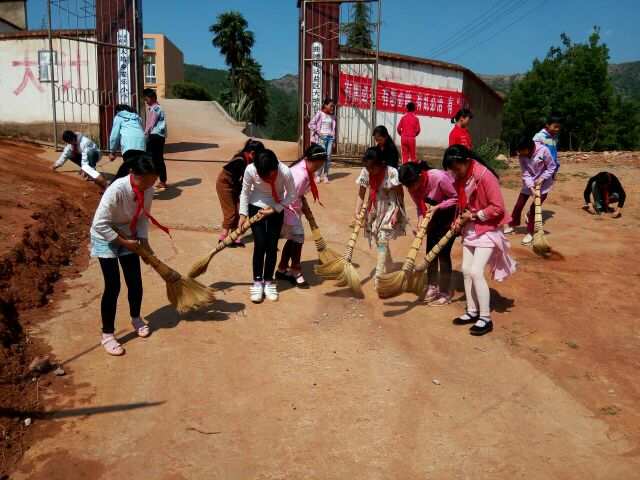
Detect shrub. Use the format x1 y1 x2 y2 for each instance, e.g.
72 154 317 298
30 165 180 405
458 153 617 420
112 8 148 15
169 82 213 101
475 139 509 171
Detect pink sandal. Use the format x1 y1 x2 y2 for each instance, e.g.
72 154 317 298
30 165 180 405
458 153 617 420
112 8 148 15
101 334 125 356
131 317 150 338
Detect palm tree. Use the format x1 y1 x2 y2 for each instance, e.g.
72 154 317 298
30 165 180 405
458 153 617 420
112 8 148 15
235 57 270 125
210 11 255 107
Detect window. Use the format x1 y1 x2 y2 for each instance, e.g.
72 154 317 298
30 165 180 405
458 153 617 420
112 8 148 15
38 50 58 82
143 38 156 50
145 54 156 85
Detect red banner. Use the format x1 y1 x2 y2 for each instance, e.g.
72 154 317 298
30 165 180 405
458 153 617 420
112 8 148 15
339 73 471 119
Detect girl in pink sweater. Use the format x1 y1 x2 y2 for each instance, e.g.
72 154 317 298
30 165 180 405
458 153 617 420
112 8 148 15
443 145 516 336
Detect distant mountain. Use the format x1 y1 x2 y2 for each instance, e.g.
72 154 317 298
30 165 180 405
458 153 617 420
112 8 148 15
269 74 298 94
479 61 640 102
184 64 228 98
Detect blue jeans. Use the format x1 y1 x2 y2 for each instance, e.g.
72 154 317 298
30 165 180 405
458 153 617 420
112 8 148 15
317 135 334 176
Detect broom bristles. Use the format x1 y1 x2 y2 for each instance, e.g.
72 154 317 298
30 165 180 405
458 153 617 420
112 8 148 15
376 271 406 299
188 252 214 279
168 278 217 314
314 257 346 279
533 183 552 257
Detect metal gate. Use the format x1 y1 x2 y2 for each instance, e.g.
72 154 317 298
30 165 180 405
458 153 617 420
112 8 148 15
298 0 381 163
46 0 143 149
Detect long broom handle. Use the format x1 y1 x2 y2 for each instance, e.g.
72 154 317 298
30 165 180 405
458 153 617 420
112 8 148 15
534 182 543 231
413 218 467 274
400 211 432 273
301 196 319 230
344 188 370 262
214 211 265 254
114 228 181 283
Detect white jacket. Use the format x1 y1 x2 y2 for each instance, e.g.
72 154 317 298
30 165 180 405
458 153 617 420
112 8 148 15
55 133 101 174
239 162 296 216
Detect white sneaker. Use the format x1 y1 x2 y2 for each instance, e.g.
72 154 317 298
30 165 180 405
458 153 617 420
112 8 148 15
522 233 534 245
503 225 514 235
264 282 279 302
250 282 264 303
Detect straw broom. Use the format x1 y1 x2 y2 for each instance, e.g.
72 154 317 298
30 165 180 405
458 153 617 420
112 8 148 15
402 217 467 298
532 182 551 257
301 196 340 264
116 229 216 314
314 189 370 296
188 211 266 278
377 211 432 299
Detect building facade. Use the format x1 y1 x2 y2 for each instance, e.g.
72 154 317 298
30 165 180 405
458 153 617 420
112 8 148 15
143 33 183 98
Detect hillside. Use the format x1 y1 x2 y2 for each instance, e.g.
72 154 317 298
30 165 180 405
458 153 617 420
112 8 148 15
480 61 640 102
183 64 228 98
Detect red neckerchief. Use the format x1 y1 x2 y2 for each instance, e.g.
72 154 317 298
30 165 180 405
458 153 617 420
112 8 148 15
418 170 429 217
600 172 612 205
368 169 386 212
243 152 252 165
454 160 476 220
129 174 171 237
71 141 79 155
265 170 281 203
306 165 322 205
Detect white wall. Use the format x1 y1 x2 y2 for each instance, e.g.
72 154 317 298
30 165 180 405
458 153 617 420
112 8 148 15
338 58 465 149
0 36 98 126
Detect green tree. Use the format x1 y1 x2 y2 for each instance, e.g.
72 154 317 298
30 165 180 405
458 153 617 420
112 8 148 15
209 11 255 106
344 3 374 50
502 27 639 151
235 57 269 125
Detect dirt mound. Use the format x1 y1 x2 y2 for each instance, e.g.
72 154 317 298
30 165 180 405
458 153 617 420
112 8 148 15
0 139 100 476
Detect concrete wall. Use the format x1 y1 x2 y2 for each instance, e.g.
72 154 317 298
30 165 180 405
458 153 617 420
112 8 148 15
338 54 503 152
143 33 184 98
0 1 27 30
0 35 99 139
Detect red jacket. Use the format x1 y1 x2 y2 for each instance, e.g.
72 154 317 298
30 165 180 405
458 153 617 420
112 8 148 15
397 112 421 138
449 125 472 148
463 164 510 235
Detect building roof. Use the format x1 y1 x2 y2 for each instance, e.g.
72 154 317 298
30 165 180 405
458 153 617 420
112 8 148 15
0 28 94 40
340 46 503 103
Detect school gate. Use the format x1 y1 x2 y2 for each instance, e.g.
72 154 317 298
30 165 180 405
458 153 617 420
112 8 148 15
0 0 143 149
297 1 503 161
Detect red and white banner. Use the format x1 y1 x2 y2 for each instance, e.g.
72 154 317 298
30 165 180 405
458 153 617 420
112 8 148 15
339 73 471 119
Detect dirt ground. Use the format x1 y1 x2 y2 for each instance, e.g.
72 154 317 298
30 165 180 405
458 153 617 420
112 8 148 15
1 99 640 479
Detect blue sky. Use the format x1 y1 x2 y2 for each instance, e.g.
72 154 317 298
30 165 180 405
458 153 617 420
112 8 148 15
28 0 640 79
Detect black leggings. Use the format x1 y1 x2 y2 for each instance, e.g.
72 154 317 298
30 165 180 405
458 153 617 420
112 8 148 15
147 134 167 183
98 254 143 334
249 204 284 281
426 207 456 292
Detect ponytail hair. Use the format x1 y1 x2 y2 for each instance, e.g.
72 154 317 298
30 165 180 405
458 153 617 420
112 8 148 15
113 153 156 182
398 161 432 187
451 108 473 124
443 144 499 180
290 143 327 167
235 138 265 159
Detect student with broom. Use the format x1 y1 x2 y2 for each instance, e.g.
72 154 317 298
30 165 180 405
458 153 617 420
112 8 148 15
90 154 170 355
398 161 458 305
275 144 327 288
239 149 296 303
584 171 626 218
503 136 555 245
353 148 406 290
444 145 515 336
216 139 265 248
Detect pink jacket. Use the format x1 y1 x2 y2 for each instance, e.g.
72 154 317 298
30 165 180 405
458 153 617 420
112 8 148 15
308 110 336 144
518 142 555 195
284 161 310 223
408 169 457 217
463 164 511 235
397 112 421 138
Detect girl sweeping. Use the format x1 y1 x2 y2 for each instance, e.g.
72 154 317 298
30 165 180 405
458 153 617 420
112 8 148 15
239 149 296 303
443 145 515 336
275 144 327 288
90 154 170 355
216 139 265 247
503 136 555 245
449 109 473 148
398 161 458 305
308 98 336 183
353 148 406 289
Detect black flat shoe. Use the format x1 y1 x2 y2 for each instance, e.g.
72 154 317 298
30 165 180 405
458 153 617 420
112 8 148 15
469 320 493 336
294 275 310 289
275 271 296 284
452 313 479 325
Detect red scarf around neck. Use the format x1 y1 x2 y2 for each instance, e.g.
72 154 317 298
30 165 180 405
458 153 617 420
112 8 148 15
600 172 612 205
368 168 386 212
454 160 476 219
306 164 322 205
265 170 281 203
418 171 429 217
243 152 252 165
129 174 171 237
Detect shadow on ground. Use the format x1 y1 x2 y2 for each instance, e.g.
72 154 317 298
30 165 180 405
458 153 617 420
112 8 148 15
165 142 219 154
